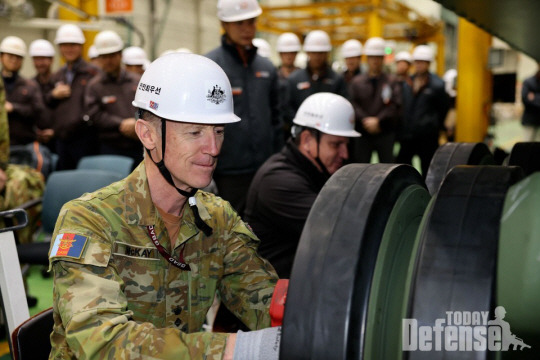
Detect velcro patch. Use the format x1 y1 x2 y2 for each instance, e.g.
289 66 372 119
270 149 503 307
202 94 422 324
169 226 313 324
50 233 88 259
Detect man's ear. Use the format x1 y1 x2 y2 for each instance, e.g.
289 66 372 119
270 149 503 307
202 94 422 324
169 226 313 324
135 119 157 150
299 129 313 150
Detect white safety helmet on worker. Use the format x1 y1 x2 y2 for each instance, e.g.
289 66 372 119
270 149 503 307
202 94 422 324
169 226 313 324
253 38 271 58
94 30 124 55
0 36 27 57
303 30 332 52
395 51 412 63
217 0 262 22
122 46 147 65
293 93 361 138
341 39 362 58
87 45 98 59
363 37 386 56
133 53 240 124
54 24 85 44
277 32 301 53
29 39 55 57
412 45 434 62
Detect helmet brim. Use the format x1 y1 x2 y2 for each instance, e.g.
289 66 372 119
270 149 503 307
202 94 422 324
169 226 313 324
134 102 241 125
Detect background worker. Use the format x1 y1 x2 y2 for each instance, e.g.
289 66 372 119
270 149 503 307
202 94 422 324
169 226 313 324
348 36 401 163
46 24 99 170
245 92 360 278
394 50 412 85
276 32 301 138
341 39 363 84
85 30 142 166
285 30 348 128
87 44 101 69
396 45 449 177
1 36 44 146
276 32 301 82
29 39 56 149
122 46 147 76
48 53 280 360
520 62 540 141
205 0 282 215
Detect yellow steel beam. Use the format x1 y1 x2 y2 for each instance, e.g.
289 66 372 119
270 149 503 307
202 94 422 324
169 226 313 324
455 17 492 142
259 0 443 46
369 0 383 37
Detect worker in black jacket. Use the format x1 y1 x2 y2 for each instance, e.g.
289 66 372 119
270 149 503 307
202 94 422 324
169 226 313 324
245 93 360 278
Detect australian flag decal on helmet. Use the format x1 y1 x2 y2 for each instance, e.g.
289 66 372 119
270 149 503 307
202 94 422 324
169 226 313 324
207 85 226 105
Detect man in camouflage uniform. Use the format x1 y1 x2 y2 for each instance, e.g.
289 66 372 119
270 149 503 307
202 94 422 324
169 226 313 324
0 76 45 244
48 54 280 359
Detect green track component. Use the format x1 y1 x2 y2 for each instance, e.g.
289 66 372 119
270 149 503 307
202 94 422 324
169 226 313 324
498 172 540 356
364 184 431 360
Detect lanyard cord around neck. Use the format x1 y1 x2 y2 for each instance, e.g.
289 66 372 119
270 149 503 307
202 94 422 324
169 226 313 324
146 225 190 271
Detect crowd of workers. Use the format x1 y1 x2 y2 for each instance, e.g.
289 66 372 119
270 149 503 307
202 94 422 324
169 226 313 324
2 0 531 358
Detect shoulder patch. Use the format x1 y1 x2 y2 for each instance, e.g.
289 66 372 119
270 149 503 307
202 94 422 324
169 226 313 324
50 233 88 259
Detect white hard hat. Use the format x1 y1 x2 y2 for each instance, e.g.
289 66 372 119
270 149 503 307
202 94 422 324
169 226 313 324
276 32 301 53
395 51 412 63
132 53 240 124
294 52 308 68
94 30 123 55
29 39 55 57
412 45 434 62
122 46 147 65
293 93 360 137
303 30 332 52
88 45 98 59
54 24 85 45
176 48 193 54
253 38 271 58
341 39 362 58
0 36 27 57
443 69 457 97
143 59 151 70
217 0 262 22
363 37 386 56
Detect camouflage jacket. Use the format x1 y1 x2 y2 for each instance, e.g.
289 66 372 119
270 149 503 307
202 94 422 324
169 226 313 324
48 162 278 359
0 164 44 243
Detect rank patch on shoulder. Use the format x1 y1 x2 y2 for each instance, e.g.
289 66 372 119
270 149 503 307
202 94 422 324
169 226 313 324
50 233 88 259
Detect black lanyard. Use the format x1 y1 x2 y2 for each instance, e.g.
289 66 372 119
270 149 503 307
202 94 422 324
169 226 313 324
146 225 191 271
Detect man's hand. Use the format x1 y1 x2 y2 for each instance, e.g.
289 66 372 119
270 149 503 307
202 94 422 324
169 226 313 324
528 92 535 101
223 333 237 360
37 128 54 143
362 116 381 135
4 101 13 113
52 83 71 99
119 118 138 139
0 168 7 193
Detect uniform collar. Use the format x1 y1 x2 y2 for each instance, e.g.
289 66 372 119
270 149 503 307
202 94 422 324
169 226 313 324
124 161 212 240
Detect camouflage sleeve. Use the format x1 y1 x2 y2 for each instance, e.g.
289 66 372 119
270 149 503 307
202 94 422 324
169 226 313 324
50 202 230 359
0 77 9 171
217 202 279 330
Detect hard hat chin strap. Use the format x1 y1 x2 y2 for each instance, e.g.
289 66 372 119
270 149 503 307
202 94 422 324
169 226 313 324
144 116 213 236
314 130 330 177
